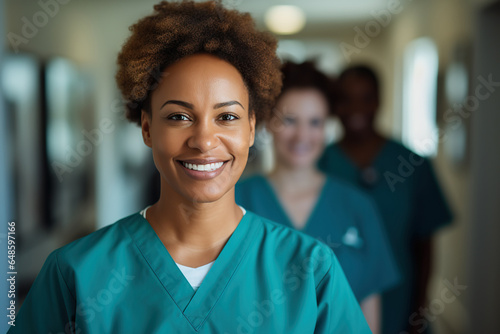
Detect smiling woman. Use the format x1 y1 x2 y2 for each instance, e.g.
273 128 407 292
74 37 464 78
8 1 371 333
143 54 253 207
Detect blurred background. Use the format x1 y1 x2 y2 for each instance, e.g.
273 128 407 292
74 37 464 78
1 0 499 333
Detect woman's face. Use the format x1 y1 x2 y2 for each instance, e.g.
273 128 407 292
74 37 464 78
142 54 255 203
269 88 328 169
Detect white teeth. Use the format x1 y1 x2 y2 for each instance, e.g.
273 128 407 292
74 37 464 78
182 161 224 172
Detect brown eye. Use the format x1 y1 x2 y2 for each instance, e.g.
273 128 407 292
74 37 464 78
219 113 239 121
283 116 296 125
310 118 323 127
168 113 190 121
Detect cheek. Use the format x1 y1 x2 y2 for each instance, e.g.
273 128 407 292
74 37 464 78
302 128 324 153
313 125 325 138
272 126 294 146
150 127 183 167
221 130 251 182
311 128 325 148
230 135 249 156
151 140 175 178
223 128 251 159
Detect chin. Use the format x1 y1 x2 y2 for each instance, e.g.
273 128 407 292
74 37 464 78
286 157 316 169
181 184 233 204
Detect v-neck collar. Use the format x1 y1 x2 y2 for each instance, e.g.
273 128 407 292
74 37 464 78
123 211 258 331
259 175 329 232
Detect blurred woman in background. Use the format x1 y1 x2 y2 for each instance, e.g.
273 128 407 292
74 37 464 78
318 65 453 334
236 61 401 333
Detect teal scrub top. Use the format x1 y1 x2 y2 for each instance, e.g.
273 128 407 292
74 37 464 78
318 139 453 334
236 175 400 303
9 211 371 333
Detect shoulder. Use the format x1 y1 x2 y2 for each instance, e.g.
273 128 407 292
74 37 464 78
323 176 384 237
249 211 329 246
324 142 340 152
321 142 341 159
384 140 437 179
318 143 346 171
236 173 266 189
385 139 426 161
52 213 140 270
247 211 335 283
324 176 376 209
235 174 268 203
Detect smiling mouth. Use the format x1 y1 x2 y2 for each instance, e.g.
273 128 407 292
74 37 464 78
180 161 225 172
176 159 229 180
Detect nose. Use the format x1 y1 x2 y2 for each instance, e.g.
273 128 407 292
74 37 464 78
187 119 221 153
293 121 309 142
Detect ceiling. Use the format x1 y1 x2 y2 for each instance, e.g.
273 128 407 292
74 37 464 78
5 0 497 31
86 0 498 24
232 0 392 24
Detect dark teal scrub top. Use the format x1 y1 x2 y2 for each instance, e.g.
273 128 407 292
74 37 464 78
318 139 453 334
236 175 400 303
9 211 371 333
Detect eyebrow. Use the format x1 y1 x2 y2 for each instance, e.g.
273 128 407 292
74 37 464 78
214 101 245 110
160 100 194 110
160 100 245 110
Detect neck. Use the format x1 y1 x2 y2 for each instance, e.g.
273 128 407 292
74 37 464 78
342 127 381 147
149 180 242 248
269 161 322 191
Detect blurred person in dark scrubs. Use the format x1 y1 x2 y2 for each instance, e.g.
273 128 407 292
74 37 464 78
318 65 453 334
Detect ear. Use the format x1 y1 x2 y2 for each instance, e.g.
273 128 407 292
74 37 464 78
141 110 152 148
249 112 256 147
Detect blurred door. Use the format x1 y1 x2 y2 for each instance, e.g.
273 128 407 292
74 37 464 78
468 1 500 332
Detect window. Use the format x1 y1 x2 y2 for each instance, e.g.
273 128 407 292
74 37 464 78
402 37 439 157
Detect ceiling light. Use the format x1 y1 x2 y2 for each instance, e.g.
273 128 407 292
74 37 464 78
265 5 306 35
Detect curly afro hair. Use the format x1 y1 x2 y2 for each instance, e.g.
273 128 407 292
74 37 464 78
116 0 283 126
279 61 335 114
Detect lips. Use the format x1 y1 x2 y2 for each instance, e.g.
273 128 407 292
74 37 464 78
179 158 227 164
176 159 229 180
288 143 312 155
182 161 224 172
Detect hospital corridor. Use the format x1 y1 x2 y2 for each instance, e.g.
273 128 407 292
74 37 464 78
1 0 499 333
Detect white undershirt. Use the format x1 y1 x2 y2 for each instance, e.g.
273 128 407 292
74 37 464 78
139 205 246 291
